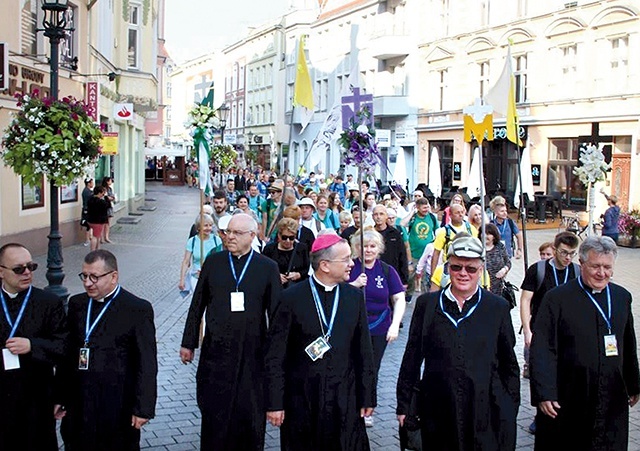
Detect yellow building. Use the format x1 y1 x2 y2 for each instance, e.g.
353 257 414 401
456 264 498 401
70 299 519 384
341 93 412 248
0 0 161 252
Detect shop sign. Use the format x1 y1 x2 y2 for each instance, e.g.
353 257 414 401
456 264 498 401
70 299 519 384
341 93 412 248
376 129 391 148
2 63 50 98
85 82 99 122
101 132 119 155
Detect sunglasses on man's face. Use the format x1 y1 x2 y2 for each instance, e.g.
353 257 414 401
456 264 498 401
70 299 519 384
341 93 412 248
0 262 38 275
448 264 481 274
280 235 296 241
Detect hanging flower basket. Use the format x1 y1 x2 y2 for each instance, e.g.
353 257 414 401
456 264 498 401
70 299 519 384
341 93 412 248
1 93 103 186
338 106 380 177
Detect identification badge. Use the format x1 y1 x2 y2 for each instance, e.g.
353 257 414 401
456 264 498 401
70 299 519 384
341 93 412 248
604 334 619 357
2 348 20 370
78 348 90 370
230 292 245 312
305 336 331 361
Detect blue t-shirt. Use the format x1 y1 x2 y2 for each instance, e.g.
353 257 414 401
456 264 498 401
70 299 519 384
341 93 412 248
314 210 339 230
492 218 519 257
349 259 405 336
186 234 223 270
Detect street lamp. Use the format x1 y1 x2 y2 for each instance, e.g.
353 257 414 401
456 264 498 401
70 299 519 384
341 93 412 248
42 0 71 300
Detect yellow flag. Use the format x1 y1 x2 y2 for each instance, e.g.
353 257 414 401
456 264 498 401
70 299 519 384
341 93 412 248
293 36 314 111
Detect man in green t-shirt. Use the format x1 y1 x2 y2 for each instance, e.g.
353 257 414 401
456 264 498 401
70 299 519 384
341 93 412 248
399 198 438 291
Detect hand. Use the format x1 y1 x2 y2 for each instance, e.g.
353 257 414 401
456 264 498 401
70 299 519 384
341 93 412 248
195 270 201 278
539 400 561 418
178 280 185 291
397 414 406 427
267 410 285 427
180 347 194 364
54 404 66 420
351 273 367 288
280 274 289 285
286 272 299 281
515 248 522 260
360 407 374 418
524 330 533 348
131 415 149 429
630 395 639 407
5 337 31 355
387 324 400 342
496 267 507 279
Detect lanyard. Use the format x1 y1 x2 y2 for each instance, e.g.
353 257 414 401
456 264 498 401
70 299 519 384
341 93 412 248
228 250 254 291
0 286 32 339
495 219 507 237
551 260 569 287
439 289 482 328
578 277 612 333
85 285 121 347
309 279 340 340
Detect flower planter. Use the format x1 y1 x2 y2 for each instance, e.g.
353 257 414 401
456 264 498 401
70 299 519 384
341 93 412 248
618 234 640 248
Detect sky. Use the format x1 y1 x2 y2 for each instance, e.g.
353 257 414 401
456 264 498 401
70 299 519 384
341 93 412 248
164 0 290 63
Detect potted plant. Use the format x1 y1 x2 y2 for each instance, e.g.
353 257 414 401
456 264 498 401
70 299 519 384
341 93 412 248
618 209 640 248
2 92 103 186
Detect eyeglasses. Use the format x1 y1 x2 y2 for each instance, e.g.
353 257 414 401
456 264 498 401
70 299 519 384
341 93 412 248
556 249 577 258
0 262 38 275
448 264 482 274
324 257 352 264
280 235 296 241
222 229 253 236
78 270 115 284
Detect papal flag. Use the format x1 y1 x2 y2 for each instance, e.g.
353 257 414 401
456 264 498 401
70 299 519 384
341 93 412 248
484 45 523 146
293 35 314 131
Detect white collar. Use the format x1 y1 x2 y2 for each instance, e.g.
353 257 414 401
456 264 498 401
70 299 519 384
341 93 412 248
312 275 337 292
1 284 23 299
96 285 119 303
444 285 479 312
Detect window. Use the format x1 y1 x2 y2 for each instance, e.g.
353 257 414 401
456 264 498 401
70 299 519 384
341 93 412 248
128 4 141 69
478 62 490 99
517 0 527 17
429 141 454 189
610 36 628 70
166 82 172 99
514 54 527 103
60 6 77 70
438 69 448 111
561 45 577 76
268 103 273 123
166 106 171 121
548 138 585 207
21 0 39 55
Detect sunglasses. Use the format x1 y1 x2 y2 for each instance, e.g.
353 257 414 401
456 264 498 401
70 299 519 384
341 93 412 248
280 235 296 241
448 264 481 274
0 262 38 275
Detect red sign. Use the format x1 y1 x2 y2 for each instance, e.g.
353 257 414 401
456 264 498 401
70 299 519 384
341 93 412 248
113 103 133 120
85 81 99 122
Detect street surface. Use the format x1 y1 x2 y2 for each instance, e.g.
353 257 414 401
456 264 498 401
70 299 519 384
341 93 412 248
29 182 640 450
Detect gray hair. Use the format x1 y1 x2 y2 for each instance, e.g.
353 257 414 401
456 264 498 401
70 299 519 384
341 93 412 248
578 236 618 262
350 228 385 256
194 213 214 231
310 238 347 271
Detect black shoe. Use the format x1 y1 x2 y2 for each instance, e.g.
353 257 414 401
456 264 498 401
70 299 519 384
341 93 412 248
399 322 404 329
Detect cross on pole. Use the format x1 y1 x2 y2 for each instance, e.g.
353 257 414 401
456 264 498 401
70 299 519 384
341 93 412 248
194 74 212 104
579 122 613 164
341 87 373 129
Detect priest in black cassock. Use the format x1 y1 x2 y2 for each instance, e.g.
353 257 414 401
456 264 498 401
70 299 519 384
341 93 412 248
396 236 520 450
0 243 67 451
265 232 376 451
530 236 640 451
57 250 157 451
180 213 282 450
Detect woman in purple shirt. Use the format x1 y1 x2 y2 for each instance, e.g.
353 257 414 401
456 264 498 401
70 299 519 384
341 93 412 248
349 227 406 427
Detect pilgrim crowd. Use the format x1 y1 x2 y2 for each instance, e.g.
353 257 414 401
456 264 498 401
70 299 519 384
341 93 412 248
0 168 638 451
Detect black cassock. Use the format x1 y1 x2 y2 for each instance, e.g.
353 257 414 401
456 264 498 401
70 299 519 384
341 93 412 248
265 279 376 451
0 287 67 451
181 250 282 450
397 290 520 451
59 288 158 451
530 280 640 451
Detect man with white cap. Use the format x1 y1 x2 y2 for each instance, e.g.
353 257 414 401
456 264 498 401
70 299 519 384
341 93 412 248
299 197 325 237
265 232 376 449
397 236 520 450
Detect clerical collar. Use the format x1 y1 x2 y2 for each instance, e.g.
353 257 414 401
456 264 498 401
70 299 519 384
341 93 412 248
312 275 337 292
581 280 606 294
231 249 252 260
1 284 25 299
444 285 479 310
96 286 119 303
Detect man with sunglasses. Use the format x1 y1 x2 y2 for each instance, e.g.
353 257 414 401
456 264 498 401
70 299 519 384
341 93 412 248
56 249 157 450
0 243 66 451
397 236 520 450
181 213 282 450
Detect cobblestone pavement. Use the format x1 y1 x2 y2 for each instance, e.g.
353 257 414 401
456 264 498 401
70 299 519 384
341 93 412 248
27 182 640 450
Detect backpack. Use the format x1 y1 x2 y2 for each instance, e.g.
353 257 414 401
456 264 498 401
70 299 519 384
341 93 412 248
535 259 580 290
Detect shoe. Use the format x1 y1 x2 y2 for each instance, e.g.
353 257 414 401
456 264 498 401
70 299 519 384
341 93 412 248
364 416 373 428
523 364 530 379
83 241 90 247
104 239 113 243
528 419 536 434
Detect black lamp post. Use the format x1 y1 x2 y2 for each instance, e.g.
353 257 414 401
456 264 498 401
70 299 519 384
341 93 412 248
217 103 230 187
42 0 70 300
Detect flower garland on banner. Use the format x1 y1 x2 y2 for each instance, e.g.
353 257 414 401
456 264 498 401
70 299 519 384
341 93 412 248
1 92 103 186
573 144 610 185
338 106 380 177
211 143 237 172
573 144 611 236
186 104 220 130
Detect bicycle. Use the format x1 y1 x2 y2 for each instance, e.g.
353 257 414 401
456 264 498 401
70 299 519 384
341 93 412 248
560 211 600 239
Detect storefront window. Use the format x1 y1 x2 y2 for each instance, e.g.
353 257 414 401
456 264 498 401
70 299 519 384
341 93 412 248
548 138 585 207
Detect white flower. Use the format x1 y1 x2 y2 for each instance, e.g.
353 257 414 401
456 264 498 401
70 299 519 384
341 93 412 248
356 125 369 134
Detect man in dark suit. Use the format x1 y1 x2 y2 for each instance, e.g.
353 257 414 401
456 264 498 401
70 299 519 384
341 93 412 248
0 243 67 451
57 250 157 451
